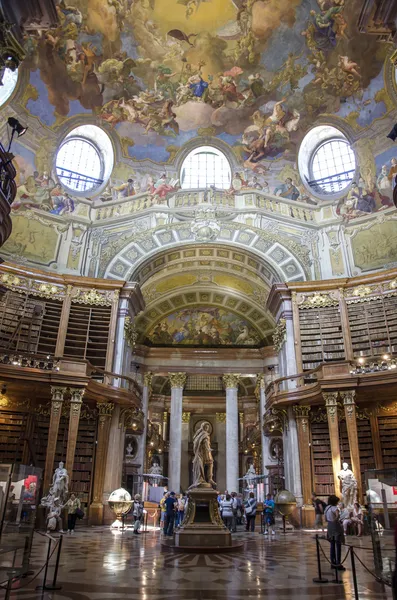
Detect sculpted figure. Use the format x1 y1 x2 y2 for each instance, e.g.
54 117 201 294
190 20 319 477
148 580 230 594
338 462 357 507
191 422 216 488
148 460 163 485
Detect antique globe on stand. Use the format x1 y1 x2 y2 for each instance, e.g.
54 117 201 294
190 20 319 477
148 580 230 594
108 488 133 529
275 489 297 533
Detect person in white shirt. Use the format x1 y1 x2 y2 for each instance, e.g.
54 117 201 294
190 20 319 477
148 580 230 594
324 495 345 571
343 502 363 536
221 494 234 531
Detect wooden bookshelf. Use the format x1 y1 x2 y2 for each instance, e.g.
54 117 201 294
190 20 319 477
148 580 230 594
36 298 63 356
378 415 397 469
71 418 96 507
64 304 111 369
299 306 345 370
311 421 334 497
0 411 25 463
338 419 351 466
357 418 375 486
32 414 50 470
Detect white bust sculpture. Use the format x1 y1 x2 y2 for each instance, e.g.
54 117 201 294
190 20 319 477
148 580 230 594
338 462 357 507
148 460 162 485
126 442 133 456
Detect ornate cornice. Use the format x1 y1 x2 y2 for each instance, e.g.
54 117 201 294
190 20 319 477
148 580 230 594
168 372 187 389
222 373 241 389
297 292 339 309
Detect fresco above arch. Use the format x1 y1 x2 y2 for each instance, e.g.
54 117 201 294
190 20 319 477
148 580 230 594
12 0 394 190
145 306 262 347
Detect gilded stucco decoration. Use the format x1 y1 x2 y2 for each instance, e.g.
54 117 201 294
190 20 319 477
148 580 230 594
272 318 287 354
297 291 339 309
71 288 117 306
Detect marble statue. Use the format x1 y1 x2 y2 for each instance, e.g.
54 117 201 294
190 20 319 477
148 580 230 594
41 461 69 508
338 462 358 507
190 422 216 488
148 460 163 485
244 463 257 486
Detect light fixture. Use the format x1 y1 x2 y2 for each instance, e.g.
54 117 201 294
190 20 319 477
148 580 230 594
383 354 390 361
7 117 27 153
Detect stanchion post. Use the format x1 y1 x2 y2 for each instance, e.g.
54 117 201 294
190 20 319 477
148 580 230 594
45 534 63 591
350 547 359 600
36 536 51 590
313 534 329 584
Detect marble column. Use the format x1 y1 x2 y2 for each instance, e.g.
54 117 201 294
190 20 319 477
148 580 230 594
222 374 240 493
44 387 67 492
216 413 226 493
181 412 190 491
89 402 114 524
168 373 187 493
136 372 152 476
65 388 85 476
283 407 303 505
324 392 341 495
341 390 362 501
293 405 312 505
257 375 269 478
103 405 125 524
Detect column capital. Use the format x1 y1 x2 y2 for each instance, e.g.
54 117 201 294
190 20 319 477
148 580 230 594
143 372 153 387
50 386 67 402
324 392 338 424
69 388 85 403
222 373 241 389
256 374 266 389
216 412 226 422
323 391 338 406
168 372 187 389
340 390 356 405
293 405 311 418
182 412 191 423
97 401 115 417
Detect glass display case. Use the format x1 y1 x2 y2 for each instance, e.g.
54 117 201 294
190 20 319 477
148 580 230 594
365 468 397 586
0 463 43 585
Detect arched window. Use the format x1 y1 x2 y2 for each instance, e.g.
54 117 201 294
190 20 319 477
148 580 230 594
310 139 356 194
0 68 18 107
180 146 231 190
298 126 356 199
55 125 113 195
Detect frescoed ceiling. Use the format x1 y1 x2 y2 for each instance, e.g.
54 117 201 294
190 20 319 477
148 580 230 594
17 0 392 169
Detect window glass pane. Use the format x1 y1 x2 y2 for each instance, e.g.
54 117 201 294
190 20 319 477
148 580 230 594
311 139 355 194
56 138 102 193
181 146 231 190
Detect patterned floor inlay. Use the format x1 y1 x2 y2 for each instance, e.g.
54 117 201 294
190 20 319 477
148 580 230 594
0 526 394 600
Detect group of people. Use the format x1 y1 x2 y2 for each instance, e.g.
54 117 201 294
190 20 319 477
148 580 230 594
312 492 364 570
218 491 275 535
159 491 187 536
46 492 82 535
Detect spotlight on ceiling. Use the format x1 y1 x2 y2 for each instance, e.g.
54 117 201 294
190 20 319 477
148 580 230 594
387 124 397 142
7 117 27 153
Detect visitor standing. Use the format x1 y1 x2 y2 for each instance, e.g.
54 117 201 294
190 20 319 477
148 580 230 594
244 492 257 532
164 491 177 536
221 494 234 531
133 494 144 535
325 495 346 570
66 493 81 534
312 492 326 532
231 492 238 532
263 493 275 536
160 491 168 529
176 494 185 527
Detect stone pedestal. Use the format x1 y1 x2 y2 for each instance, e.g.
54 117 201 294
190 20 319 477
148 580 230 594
174 487 233 549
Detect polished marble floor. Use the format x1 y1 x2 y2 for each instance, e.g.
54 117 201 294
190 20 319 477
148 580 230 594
4 526 395 600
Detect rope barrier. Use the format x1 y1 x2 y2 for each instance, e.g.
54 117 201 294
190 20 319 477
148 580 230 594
0 537 60 590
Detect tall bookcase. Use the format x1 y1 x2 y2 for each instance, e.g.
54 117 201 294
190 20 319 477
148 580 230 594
338 420 351 466
347 294 397 359
378 415 397 469
299 306 345 370
0 410 26 463
71 418 97 507
64 304 111 368
311 420 334 497
32 414 50 470
357 418 375 485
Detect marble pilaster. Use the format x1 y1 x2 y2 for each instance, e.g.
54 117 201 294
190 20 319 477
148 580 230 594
168 372 187 493
324 392 341 495
222 374 240 493
341 390 362 501
89 402 114 524
65 388 85 476
136 372 152 475
283 407 303 505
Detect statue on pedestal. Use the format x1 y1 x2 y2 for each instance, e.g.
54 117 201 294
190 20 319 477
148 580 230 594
244 463 257 487
338 462 357 507
41 461 69 508
148 459 163 485
190 422 216 488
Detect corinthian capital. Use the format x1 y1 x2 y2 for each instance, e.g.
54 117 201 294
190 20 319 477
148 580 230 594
293 405 311 418
323 391 338 407
69 388 85 403
50 387 67 403
222 373 241 389
168 372 187 389
340 390 356 406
